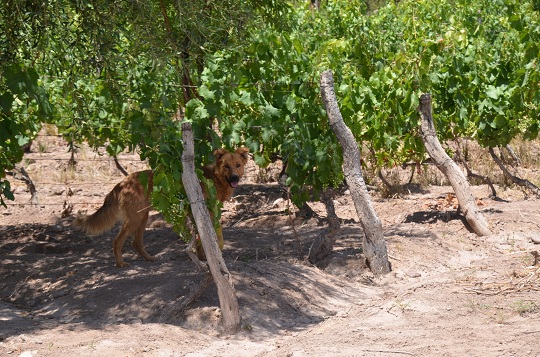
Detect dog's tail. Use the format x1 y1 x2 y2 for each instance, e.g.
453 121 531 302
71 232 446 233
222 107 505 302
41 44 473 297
73 185 121 236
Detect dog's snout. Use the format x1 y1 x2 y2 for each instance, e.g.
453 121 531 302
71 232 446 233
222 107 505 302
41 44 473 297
228 174 240 188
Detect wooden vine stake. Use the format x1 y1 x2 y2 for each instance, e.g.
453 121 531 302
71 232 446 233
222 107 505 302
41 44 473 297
418 94 491 236
181 121 241 334
320 70 391 277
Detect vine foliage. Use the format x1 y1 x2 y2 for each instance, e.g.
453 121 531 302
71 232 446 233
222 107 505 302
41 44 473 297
1 0 539 221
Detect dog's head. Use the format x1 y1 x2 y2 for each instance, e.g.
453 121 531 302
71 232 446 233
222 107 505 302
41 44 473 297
213 147 249 188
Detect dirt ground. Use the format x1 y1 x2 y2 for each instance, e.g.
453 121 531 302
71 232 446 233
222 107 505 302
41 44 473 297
1 132 540 357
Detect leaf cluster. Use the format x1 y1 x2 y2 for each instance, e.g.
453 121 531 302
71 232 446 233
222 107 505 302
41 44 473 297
187 28 345 205
1 0 539 212
0 0 289 218
183 0 540 207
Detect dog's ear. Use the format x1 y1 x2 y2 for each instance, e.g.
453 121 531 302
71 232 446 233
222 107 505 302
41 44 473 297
235 147 250 164
213 148 228 162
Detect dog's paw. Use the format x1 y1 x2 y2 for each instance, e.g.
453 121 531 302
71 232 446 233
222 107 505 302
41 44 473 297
116 261 130 267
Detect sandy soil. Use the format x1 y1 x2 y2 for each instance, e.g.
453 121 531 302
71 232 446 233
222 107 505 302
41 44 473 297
1 133 540 357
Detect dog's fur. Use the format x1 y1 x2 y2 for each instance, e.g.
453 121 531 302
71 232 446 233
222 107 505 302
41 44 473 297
74 147 249 267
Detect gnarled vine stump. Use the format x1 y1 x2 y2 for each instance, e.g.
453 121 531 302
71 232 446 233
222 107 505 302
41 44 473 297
320 70 391 277
418 94 491 236
181 121 241 334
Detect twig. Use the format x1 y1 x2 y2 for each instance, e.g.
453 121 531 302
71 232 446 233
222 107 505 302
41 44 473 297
518 210 540 229
9 166 39 205
505 144 521 166
407 164 416 185
230 214 246 227
137 205 152 214
461 265 540 295
388 254 401 262
9 276 32 299
370 145 397 194
463 288 503 296
114 157 129 176
358 349 414 356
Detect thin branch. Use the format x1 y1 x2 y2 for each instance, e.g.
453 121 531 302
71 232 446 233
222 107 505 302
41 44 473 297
455 140 497 198
489 147 540 198
13 166 39 205
369 146 396 193
113 157 129 176
407 164 416 185
518 210 540 229
357 349 414 356
505 144 521 166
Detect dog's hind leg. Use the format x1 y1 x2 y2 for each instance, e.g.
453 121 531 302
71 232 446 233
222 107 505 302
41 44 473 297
132 212 157 263
112 225 132 267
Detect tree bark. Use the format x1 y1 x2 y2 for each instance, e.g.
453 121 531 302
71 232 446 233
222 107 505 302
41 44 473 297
181 121 241 334
320 70 391 277
418 93 491 236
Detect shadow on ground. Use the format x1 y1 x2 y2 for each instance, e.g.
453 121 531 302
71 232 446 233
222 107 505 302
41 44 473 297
0 216 372 341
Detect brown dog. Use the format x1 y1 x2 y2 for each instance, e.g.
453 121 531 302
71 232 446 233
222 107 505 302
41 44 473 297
74 147 249 267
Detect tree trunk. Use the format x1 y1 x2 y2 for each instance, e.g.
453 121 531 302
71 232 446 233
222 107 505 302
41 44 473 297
418 93 491 236
181 121 241 334
320 70 391 277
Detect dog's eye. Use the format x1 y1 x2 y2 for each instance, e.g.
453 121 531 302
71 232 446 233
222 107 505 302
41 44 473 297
236 164 241 168
224 164 230 169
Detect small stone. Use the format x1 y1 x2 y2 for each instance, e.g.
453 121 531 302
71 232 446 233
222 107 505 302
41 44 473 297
272 198 285 208
405 270 421 278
